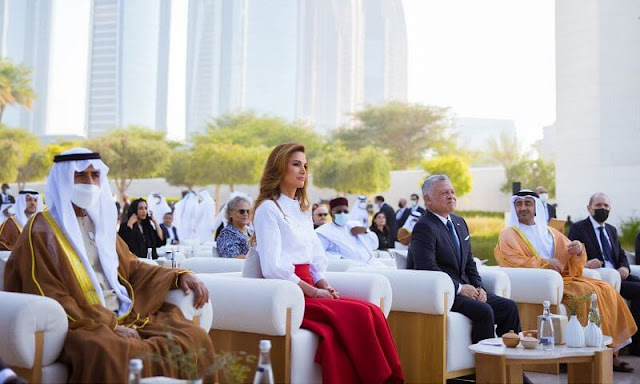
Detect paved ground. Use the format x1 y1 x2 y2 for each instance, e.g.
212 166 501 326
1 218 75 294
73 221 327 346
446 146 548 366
526 354 640 383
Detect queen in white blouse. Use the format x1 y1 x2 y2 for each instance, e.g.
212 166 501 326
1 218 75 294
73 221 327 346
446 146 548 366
250 143 404 384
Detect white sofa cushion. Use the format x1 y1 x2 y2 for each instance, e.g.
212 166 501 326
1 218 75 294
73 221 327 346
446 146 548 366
446 312 474 372
0 292 68 367
593 267 621 292
478 268 511 298
242 248 263 278
291 329 322 384
164 290 213 331
327 259 364 272
41 363 68 384
349 268 454 315
391 249 408 269
497 267 564 306
197 274 304 335
582 268 601 280
182 257 244 273
325 272 393 316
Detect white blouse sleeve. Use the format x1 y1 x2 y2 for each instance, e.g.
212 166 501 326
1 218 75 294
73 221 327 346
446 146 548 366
254 202 300 284
308 216 327 284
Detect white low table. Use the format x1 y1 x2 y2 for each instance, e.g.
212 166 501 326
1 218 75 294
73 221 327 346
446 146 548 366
469 337 613 384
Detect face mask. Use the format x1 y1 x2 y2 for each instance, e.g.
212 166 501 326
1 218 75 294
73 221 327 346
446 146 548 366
592 208 609 223
70 184 101 209
5 189 11 195
538 193 548 203
410 200 418 207
333 213 349 226
375 203 382 210
359 202 367 209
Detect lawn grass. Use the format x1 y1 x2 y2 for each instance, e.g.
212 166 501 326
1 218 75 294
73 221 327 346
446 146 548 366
464 216 504 266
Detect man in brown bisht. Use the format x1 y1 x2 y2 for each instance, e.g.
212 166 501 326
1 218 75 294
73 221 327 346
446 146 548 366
0 203 20 250
4 148 215 383
495 189 637 372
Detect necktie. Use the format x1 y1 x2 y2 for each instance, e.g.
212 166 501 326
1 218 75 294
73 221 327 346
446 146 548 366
446 219 462 265
598 226 613 264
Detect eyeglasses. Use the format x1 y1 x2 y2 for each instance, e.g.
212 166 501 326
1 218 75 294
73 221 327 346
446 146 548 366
315 213 328 217
334 209 349 214
234 209 251 215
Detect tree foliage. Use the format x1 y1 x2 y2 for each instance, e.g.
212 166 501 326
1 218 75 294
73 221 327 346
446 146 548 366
484 132 530 168
197 111 325 157
17 151 50 189
0 126 44 185
165 150 199 190
0 139 21 182
85 127 171 196
191 143 268 190
421 155 473 197
0 59 36 125
333 102 451 169
501 159 556 197
313 146 391 194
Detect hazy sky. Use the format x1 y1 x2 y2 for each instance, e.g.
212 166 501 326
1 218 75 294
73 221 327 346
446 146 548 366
403 0 556 146
45 0 556 146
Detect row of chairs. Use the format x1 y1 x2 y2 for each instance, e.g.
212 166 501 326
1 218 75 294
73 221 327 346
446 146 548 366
1 247 638 383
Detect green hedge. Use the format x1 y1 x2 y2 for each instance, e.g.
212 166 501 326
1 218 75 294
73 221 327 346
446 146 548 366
471 233 499 266
456 210 504 219
620 217 640 252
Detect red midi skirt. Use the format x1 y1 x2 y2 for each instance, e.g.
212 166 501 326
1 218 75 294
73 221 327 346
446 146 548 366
294 264 404 384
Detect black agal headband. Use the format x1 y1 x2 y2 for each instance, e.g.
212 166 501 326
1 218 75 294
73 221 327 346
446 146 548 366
53 152 101 163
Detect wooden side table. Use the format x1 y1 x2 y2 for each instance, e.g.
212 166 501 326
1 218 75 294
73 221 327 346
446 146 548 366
469 337 613 384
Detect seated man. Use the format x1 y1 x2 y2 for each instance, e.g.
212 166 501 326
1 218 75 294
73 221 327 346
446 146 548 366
569 192 640 358
316 197 385 266
14 189 43 228
496 190 637 372
408 175 522 344
160 212 180 245
312 204 329 229
4 148 214 383
0 203 20 251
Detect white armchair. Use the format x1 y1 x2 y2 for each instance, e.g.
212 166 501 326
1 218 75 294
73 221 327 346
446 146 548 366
347 267 511 384
0 259 213 384
198 271 392 384
181 257 244 273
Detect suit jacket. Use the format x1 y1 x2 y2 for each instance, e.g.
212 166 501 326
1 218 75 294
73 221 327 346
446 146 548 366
407 210 483 293
1 194 14 204
568 218 630 270
160 223 179 244
398 206 425 227
546 203 557 221
380 203 398 243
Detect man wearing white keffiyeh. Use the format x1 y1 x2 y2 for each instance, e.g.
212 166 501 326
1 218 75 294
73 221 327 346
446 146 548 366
4 148 215 383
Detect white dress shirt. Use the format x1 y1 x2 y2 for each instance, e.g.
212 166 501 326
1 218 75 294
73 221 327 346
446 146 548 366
316 221 383 266
588 215 616 270
254 194 327 284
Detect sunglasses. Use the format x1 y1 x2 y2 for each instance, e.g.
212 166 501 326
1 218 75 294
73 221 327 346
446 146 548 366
316 213 328 217
334 209 349 214
234 209 251 215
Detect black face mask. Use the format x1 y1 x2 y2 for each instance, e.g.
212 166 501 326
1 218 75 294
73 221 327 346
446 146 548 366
592 208 609 223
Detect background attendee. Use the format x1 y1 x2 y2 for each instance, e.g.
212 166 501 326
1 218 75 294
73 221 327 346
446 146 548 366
569 193 640 357
160 212 179 245
349 195 370 227
119 193 130 223
147 193 171 221
251 143 403 383
407 175 522 346
217 195 252 258
312 205 329 229
535 186 556 222
196 190 216 243
0 203 20 251
375 195 398 243
399 193 425 227
395 198 407 222
371 211 393 250
14 189 43 228
316 197 383 266
172 190 199 242
0 184 14 204
118 198 165 259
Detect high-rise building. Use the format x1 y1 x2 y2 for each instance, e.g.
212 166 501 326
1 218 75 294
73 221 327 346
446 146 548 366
86 0 172 137
0 0 52 136
555 0 640 224
185 0 408 138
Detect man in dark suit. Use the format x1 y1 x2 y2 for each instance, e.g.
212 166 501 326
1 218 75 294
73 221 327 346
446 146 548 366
159 212 180 245
535 186 556 222
568 192 640 355
407 174 521 345
0 184 15 204
375 195 398 243
399 193 426 227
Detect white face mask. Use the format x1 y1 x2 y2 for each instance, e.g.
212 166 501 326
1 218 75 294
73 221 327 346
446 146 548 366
5 189 11 195
410 200 418 207
538 193 549 203
71 184 101 209
359 202 367 209
333 213 349 226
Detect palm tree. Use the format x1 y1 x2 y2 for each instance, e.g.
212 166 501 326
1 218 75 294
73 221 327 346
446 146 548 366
0 59 36 126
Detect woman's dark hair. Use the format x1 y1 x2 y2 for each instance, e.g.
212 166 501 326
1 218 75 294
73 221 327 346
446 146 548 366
127 198 148 220
370 211 389 232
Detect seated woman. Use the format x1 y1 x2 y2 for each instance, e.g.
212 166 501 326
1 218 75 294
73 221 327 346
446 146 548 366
251 143 404 384
118 198 165 259
370 211 393 250
217 194 252 258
